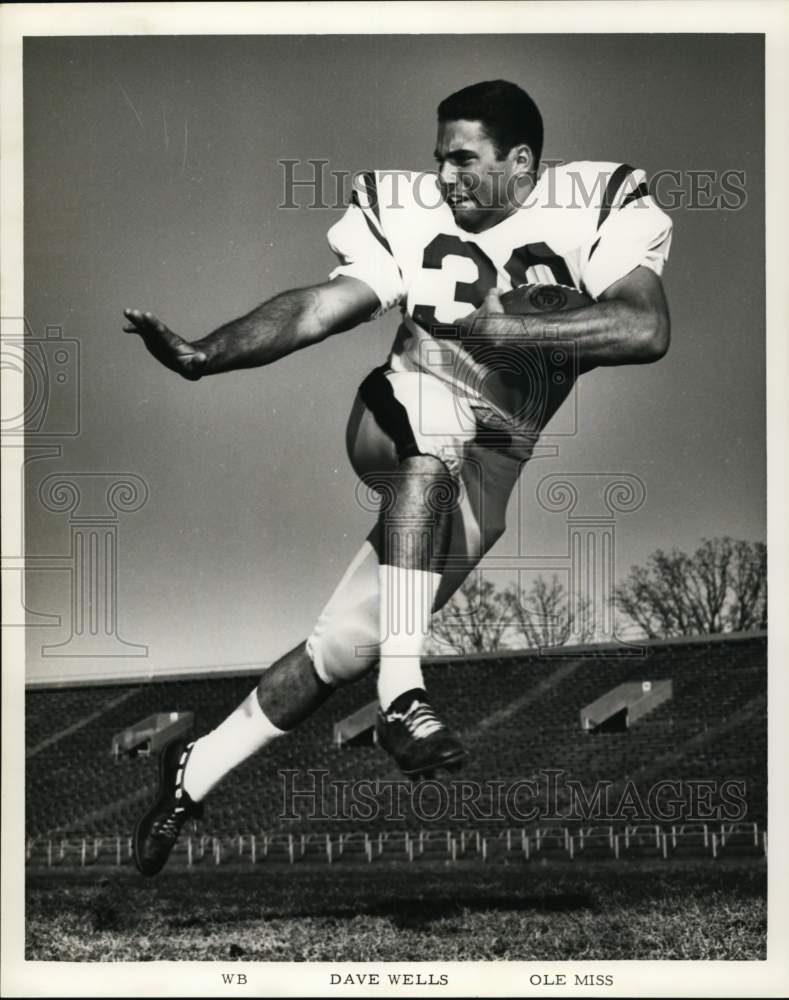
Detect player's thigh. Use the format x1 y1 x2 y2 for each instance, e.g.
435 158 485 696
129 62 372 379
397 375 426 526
346 371 523 607
323 372 522 675
346 368 476 481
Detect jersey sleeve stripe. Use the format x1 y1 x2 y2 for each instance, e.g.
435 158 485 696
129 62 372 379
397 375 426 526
596 163 634 230
361 171 381 223
351 182 387 238
350 184 404 278
620 181 649 209
355 200 395 257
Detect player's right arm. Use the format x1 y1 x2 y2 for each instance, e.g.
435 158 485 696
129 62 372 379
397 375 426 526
125 171 404 380
123 275 379 380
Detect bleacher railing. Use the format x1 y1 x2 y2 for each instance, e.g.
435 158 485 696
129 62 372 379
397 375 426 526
24 821 767 870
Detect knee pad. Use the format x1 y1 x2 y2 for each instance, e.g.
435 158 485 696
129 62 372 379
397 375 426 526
306 601 379 687
306 540 381 686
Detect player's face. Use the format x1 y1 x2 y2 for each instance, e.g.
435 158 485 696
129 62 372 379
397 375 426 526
435 119 524 233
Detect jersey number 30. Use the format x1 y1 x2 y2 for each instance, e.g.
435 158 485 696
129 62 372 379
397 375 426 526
411 233 574 330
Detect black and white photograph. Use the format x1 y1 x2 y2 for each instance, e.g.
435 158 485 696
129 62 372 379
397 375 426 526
2 2 788 996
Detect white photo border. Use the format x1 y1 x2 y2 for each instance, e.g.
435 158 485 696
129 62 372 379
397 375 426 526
2 2 787 997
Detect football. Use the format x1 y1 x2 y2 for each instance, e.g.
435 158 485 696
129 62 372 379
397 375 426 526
500 283 592 315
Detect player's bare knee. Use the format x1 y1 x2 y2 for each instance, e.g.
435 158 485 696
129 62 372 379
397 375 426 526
400 453 462 515
402 453 450 477
306 623 377 687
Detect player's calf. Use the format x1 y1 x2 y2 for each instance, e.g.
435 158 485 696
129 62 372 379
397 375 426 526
133 644 333 876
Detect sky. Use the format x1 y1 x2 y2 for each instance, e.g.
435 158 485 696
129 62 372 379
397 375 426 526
21 33 765 682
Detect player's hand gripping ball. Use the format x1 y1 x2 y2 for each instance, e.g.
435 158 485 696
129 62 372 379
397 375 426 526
499 283 593 315
454 283 592 338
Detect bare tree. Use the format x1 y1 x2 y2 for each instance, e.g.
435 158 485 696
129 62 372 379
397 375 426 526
505 574 594 648
615 537 767 639
728 539 768 631
427 575 513 655
427 573 590 654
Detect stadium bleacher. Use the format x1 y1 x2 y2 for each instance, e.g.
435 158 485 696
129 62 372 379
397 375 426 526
25 631 767 860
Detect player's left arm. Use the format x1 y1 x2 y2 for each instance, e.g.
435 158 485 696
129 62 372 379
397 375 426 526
597 265 670 366
465 266 669 373
491 265 670 371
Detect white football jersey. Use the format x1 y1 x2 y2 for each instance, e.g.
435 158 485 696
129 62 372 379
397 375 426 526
327 162 672 437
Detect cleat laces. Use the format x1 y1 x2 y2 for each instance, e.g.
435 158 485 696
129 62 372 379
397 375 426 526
151 807 185 843
400 699 445 740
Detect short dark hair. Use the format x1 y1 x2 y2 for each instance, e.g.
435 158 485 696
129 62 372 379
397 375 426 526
437 80 544 166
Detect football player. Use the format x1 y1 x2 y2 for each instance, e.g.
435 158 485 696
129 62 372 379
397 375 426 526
126 80 672 875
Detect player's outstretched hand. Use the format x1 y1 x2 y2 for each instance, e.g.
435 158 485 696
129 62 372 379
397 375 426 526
123 309 208 381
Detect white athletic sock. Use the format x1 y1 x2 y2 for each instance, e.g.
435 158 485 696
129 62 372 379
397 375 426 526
182 688 286 802
377 562 441 710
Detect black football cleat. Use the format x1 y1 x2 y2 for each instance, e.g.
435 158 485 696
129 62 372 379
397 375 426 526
376 688 467 778
133 738 203 877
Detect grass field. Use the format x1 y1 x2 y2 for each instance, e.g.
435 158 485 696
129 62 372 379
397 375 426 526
26 858 766 962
